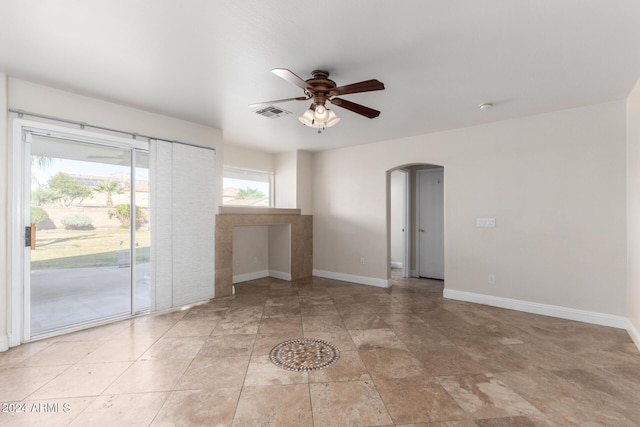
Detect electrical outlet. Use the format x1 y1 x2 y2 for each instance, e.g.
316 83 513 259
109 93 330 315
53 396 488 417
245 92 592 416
360 257 365 265
253 256 258 264
488 274 496 284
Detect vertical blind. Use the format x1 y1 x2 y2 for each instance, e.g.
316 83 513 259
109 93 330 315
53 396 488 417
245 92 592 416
150 140 216 310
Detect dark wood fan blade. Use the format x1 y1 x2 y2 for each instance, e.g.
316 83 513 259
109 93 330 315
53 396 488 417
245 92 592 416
249 96 309 108
271 68 315 92
329 79 385 96
329 98 381 118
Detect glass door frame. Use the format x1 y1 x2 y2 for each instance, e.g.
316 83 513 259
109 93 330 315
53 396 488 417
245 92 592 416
11 119 149 343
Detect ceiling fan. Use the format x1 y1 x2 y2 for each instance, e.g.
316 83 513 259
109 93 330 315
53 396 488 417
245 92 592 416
250 68 385 131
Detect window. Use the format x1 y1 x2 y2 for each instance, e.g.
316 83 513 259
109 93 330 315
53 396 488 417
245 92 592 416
223 166 273 207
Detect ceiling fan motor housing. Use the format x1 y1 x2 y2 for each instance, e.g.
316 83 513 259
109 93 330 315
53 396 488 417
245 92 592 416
306 70 335 107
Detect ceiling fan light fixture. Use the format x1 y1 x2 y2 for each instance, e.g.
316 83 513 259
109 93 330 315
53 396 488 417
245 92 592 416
326 110 340 127
299 107 339 129
298 108 315 126
314 104 329 122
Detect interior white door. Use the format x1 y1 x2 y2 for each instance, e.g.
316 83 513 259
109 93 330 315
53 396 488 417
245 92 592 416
417 168 444 279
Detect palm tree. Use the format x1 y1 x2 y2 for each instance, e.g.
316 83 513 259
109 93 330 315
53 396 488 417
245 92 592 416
235 187 266 200
95 179 124 207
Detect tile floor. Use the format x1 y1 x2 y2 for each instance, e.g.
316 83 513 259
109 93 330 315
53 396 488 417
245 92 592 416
1 274 640 426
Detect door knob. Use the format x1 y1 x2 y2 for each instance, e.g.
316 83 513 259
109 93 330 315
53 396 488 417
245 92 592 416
419 228 425 232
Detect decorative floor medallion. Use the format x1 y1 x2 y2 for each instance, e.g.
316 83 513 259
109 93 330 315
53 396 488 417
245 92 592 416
269 338 340 371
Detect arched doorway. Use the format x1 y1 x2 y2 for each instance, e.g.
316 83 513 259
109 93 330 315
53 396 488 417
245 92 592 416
387 163 444 281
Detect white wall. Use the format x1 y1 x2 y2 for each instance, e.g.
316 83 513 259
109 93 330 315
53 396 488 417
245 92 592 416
2 78 223 348
231 225 291 282
223 144 274 280
627 77 640 345
269 224 291 276
314 101 627 317
223 143 274 172
233 225 269 277
390 170 405 267
296 150 314 215
275 151 297 209
0 73 8 351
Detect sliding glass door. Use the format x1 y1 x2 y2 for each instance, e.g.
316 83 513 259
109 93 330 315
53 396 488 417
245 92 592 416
27 133 149 337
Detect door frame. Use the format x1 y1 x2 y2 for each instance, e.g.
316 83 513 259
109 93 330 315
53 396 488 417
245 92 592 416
415 167 445 280
10 119 148 345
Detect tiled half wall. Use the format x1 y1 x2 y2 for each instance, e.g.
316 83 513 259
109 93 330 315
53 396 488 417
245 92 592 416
215 212 313 297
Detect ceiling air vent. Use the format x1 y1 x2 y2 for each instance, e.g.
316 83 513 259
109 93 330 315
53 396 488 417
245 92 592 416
254 105 292 119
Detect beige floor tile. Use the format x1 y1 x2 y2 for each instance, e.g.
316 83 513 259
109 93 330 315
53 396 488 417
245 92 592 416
303 330 357 351
233 384 313 427
175 355 249 390
114 321 176 342
300 304 340 316
54 321 131 342
412 346 486 376
0 396 94 427
395 421 477 427
375 376 467 424
69 392 168 427
164 319 218 337
308 351 370 383
436 373 542 420
0 341 54 368
20 341 104 367
494 369 636 424
341 312 389 330
456 341 533 372
394 325 455 349
0 365 69 401
30 362 131 399
262 304 302 318
212 318 261 335
244 354 308 386
151 388 240 427
5 274 639 426
104 359 191 394
472 415 555 426
140 336 206 360
252 333 296 355
349 328 408 350
301 314 346 332
181 307 228 321
198 334 256 358
359 347 427 379
78 337 157 364
258 317 303 335
309 380 392 427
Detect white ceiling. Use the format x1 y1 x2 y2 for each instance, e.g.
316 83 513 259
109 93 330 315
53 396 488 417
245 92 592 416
1 1 639 153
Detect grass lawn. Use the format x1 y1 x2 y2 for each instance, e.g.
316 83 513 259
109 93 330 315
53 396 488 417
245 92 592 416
31 228 150 270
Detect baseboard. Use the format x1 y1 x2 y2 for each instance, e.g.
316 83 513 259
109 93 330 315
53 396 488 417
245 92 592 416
391 261 403 269
232 270 292 284
269 270 292 281
443 289 629 330
0 335 8 352
232 270 269 284
627 319 640 351
313 269 392 288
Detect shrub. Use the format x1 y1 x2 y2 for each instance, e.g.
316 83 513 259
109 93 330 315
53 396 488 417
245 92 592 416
108 204 147 229
31 206 56 230
30 207 49 225
61 214 93 230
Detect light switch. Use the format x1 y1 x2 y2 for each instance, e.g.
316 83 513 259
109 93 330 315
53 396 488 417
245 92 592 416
476 217 496 228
